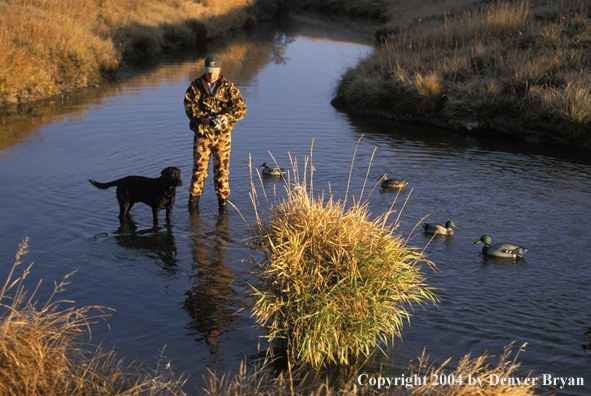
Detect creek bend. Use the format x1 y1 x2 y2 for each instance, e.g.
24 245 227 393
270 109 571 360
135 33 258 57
1 22 590 394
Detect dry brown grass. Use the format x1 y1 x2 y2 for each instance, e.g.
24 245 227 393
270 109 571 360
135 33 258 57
333 0 591 143
0 0 258 105
406 342 540 396
200 342 547 395
0 238 187 395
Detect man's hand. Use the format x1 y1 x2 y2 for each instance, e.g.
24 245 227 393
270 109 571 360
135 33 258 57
219 115 229 127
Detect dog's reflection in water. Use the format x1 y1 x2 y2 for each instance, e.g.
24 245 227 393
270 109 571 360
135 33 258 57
113 217 179 274
183 212 240 361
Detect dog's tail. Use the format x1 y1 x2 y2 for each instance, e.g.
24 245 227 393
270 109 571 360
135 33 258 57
88 179 117 190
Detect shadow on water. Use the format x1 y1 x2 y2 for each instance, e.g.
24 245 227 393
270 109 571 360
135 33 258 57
342 110 591 165
183 212 243 363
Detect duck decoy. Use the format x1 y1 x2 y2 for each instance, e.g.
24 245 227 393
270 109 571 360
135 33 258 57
260 162 285 177
474 235 527 258
378 173 407 189
423 221 458 236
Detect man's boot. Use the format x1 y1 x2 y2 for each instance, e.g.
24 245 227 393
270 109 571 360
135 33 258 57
189 194 200 211
218 197 227 213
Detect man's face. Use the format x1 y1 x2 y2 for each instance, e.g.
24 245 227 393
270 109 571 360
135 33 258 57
205 68 221 84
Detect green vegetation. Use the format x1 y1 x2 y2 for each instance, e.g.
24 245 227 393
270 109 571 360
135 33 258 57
0 0 272 105
0 239 186 395
332 0 591 144
247 148 438 368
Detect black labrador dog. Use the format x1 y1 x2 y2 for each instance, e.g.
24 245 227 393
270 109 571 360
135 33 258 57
89 166 183 225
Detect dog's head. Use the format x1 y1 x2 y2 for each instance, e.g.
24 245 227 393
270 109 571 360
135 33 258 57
160 167 183 187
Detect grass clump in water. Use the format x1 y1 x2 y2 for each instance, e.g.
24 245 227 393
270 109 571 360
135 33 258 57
246 144 438 369
0 238 187 396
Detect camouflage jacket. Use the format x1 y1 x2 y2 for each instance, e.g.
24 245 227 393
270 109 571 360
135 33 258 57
184 74 247 137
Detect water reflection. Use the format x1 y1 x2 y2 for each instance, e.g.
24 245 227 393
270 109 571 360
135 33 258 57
184 213 241 362
0 25 296 158
112 219 180 274
478 255 529 269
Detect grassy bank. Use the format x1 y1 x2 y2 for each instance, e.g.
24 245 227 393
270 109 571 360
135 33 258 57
246 147 438 368
0 239 186 395
0 0 277 106
330 0 591 146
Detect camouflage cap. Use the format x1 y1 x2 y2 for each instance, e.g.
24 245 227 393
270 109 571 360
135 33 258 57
204 55 222 73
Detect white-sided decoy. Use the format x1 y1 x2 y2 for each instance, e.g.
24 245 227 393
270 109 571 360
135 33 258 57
423 220 458 236
474 235 527 258
261 162 285 177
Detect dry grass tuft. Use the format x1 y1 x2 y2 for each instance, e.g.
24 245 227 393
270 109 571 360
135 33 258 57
407 342 539 396
245 142 438 369
0 238 187 395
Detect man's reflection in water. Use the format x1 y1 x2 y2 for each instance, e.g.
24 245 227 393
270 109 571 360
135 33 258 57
184 212 239 362
113 218 179 274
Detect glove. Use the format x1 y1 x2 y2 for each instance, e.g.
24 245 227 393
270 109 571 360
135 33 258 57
219 115 229 127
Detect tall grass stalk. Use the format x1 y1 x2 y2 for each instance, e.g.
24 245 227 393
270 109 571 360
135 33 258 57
0 238 187 395
247 141 438 369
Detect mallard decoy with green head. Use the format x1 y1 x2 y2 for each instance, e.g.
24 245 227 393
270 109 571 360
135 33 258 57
378 173 407 189
423 221 458 236
260 162 285 177
474 235 527 258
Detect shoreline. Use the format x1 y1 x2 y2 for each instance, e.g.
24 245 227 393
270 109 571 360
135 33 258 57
327 0 591 149
0 0 282 109
331 96 591 150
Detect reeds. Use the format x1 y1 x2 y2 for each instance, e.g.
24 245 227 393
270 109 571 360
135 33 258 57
246 144 438 369
334 0 591 142
200 342 544 395
0 238 187 395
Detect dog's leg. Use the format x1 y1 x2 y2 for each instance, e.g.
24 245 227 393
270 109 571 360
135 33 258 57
152 208 160 226
165 196 175 223
116 188 133 219
165 206 173 223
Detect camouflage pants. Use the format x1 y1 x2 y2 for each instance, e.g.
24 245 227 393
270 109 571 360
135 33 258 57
190 133 231 199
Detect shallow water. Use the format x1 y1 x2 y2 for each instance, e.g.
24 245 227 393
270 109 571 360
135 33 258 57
1 22 591 394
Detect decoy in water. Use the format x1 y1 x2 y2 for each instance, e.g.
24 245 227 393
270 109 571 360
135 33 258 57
423 221 458 236
378 173 408 189
474 235 528 258
260 162 285 177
